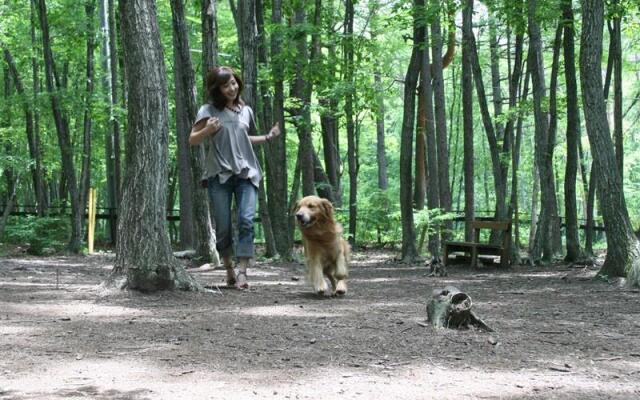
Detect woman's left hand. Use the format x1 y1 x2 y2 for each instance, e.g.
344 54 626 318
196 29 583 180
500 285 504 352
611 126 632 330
266 123 281 141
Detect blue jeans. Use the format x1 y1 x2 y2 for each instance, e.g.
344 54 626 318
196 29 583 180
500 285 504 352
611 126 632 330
207 176 258 259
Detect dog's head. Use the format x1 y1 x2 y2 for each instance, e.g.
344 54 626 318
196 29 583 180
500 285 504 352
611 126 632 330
294 195 334 229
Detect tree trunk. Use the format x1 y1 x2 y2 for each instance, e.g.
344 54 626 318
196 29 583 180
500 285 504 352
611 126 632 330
414 91 427 211
610 1 623 181
562 0 583 262
488 13 508 225
374 71 388 191
109 0 199 291
528 0 560 264
171 0 218 263
99 0 119 244
36 0 82 253
420 23 441 258
29 0 47 216
580 0 640 287
171 0 196 250
79 0 96 238
399 0 422 262
268 0 292 258
344 0 357 245
462 0 474 242
254 0 277 258
201 0 218 84
430 0 451 240
291 7 314 196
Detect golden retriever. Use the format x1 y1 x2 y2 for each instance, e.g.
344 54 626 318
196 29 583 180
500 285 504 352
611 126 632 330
294 196 350 296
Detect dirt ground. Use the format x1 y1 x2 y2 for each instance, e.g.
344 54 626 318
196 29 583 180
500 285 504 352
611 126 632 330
1 248 639 400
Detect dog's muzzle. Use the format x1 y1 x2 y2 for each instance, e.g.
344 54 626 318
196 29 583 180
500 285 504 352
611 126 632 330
296 213 313 227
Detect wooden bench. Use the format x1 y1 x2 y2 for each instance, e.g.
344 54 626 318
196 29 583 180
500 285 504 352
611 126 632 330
443 220 512 268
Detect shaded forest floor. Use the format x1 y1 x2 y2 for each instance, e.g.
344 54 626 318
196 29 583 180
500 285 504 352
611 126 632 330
1 248 639 400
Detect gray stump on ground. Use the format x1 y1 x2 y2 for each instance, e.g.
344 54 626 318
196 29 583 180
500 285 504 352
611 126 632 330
426 286 493 331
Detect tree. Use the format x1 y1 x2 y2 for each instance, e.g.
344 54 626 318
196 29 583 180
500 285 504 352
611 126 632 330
579 0 640 287
99 0 121 244
562 0 583 261
36 0 83 253
267 0 293 258
399 0 422 262
170 0 218 263
528 0 561 264
109 0 199 291
345 0 358 244
461 0 474 242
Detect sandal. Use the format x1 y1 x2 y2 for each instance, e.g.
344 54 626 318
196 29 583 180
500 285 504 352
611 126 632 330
235 271 249 290
225 265 236 287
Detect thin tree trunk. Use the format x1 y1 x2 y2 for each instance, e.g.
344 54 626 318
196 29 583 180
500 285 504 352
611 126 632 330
420 24 440 258
79 0 96 237
528 0 560 264
30 0 47 216
430 0 451 242
291 7 314 196
99 0 118 244
171 0 218 262
462 0 475 242
268 0 292 258
374 70 388 190
399 0 421 261
36 0 82 253
562 0 583 261
345 0 357 245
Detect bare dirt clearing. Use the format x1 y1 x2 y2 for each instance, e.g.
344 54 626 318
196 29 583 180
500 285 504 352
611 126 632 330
1 250 639 399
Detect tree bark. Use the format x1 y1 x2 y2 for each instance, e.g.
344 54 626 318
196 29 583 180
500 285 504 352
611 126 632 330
580 0 640 287
399 0 422 262
171 0 196 250
374 70 388 191
79 0 96 238
36 0 82 253
99 0 120 244
462 0 474 242
171 0 218 263
344 0 357 245
291 6 315 196
29 0 47 216
110 0 199 291
528 0 560 264
419 20 441 258
268 0 292 258
431 0 451 239
562 0 583 261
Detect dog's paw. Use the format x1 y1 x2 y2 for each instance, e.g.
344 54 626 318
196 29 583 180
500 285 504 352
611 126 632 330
334 280 347 296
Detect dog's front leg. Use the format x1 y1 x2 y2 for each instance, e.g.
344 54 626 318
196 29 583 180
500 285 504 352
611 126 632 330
334 253 348 296
308 258 329 295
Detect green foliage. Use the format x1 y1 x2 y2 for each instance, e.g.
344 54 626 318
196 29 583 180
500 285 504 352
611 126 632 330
3 215 70 255
414 207 459 239
357 189 399 244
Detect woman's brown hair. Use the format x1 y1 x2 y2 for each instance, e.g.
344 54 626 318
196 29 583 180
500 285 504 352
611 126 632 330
206 66 244 110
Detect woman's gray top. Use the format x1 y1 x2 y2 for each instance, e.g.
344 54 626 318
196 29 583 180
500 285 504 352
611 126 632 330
194 103 262 188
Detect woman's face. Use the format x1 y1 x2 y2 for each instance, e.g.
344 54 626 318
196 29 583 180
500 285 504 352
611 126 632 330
219 76 239 104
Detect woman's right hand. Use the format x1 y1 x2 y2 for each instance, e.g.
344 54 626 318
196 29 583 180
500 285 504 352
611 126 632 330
206 117 221 135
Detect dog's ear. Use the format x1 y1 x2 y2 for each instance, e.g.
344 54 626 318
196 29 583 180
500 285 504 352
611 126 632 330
292 200 301 214
321 198 334 218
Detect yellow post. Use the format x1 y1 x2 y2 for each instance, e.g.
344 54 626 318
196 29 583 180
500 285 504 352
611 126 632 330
88 188 97 254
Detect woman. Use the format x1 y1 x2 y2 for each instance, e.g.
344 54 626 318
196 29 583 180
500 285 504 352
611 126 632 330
189 66 280 289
